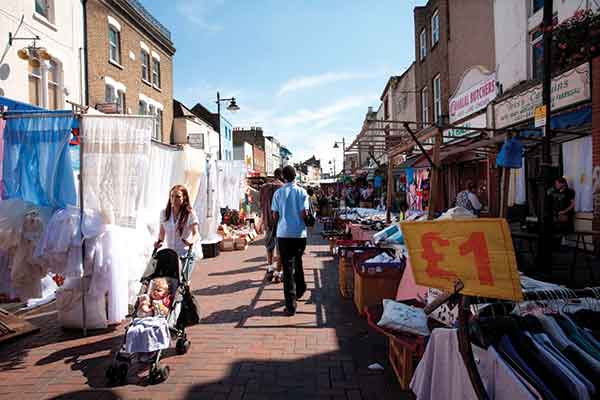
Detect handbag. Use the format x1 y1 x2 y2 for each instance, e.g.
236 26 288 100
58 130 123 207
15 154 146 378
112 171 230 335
305 202 316 227
176 286 201 327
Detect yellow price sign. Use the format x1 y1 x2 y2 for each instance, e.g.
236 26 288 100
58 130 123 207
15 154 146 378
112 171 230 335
401 218 523 301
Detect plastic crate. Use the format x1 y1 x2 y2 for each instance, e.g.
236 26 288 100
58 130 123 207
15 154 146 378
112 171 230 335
201 242 220 259
352 249 402 316
365 303 427 391
336 241 372 298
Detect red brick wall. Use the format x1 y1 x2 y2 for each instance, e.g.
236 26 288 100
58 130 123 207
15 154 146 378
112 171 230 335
593 56 600 231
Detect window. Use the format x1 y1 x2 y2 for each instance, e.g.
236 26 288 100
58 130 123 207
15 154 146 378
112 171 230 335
531 28 544 81
105 84 125 113
138 100 147 115
108 25 121 64
47 60 59 110
35 0 53 22
532 0 544 14
421 87 429 124
152 58 161 88
433 74 441 123
28 64 42 107
141 50 150 81
420 29 427 60
431 10 440 46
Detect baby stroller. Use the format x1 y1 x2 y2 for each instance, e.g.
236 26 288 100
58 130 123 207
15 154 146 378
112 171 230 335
105 246 200 385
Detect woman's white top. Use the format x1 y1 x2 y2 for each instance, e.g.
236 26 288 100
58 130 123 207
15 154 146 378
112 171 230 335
160 208 199 256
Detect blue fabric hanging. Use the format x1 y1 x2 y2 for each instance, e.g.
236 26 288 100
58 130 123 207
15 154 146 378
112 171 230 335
2 111 77 208
496 137 523 169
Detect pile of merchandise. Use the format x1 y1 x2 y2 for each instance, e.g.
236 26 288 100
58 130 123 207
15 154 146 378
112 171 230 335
217 224 258 251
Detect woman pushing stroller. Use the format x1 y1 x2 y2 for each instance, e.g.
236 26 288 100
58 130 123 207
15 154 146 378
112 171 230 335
106 185 201 385
155 184 200 258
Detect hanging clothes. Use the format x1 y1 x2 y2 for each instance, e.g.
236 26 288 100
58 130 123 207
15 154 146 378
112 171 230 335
2 111 77 208
410 328 537 400
508 164 526 206
80 115 153 228
182 145 205 204
194 158 220 242
562 136 592 212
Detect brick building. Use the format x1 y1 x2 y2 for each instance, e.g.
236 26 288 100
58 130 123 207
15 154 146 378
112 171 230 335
85 0 175 143
233 127 267 176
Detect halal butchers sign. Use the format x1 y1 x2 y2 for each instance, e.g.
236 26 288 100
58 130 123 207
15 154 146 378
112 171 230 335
449 73 497 123
494 63 590 129
402 219 523 301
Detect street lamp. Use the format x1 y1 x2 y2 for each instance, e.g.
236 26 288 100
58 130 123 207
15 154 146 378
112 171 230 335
216 91 240 160
333 138 345 175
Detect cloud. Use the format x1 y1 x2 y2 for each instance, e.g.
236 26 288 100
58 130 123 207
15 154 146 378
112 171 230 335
276 95 372 127
277 71 376 96
176 0 224 31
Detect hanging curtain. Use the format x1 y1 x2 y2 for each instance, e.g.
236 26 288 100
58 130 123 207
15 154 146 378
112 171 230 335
508 162 527 206
194 158 220 242
139 142 184 235
80 115 153 227
2 111 77 208
215 160 246 210
183 145 205 204
562 136 592 212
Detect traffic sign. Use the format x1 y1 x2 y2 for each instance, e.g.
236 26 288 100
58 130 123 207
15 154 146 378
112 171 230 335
401 219 523 301
534 105 547 128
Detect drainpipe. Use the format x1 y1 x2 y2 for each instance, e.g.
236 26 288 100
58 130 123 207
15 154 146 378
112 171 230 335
82 0 89 106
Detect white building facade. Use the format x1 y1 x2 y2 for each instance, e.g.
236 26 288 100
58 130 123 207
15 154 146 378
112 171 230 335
0 0 85 108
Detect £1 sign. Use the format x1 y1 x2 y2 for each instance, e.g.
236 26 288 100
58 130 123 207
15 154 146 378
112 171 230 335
401 219 523 301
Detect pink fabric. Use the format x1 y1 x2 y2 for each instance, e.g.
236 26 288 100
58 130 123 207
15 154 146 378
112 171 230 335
396 257 428 302
349 224 375 242
0 119 4 198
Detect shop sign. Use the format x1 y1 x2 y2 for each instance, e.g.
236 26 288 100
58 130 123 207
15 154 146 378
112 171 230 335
449 73 497 123
401 219 523 301
494 63 590 129
443 113 486 143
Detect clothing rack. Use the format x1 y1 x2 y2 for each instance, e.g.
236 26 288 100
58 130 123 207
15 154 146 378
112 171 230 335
453 287 600 400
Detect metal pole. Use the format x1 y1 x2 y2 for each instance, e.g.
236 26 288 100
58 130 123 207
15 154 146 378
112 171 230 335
78 116 87 337
537 0 554 271
342 137 345 175
216 92 222 161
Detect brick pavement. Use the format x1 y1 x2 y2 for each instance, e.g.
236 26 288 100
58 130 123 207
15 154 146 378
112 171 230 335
0 225 409 400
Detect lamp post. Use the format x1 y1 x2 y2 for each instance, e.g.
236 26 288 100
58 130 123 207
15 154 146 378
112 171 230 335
215 91 240 160
333 137 345 175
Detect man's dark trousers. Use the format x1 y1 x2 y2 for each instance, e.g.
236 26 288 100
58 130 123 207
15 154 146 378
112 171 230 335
277 237 307 311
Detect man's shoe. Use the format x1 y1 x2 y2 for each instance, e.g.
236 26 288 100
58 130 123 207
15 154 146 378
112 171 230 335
265 268 274 282
284 307 296 316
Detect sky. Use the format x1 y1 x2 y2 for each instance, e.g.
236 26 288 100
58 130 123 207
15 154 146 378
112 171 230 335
142 0 427 173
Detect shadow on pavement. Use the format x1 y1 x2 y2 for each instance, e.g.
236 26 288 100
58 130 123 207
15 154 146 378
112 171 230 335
208 265 264 276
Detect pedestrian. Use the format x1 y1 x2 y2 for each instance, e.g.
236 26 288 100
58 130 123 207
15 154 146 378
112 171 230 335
455 180 482 216
259 168 284 282
154 185 200 257
547 177 576 234
271 165 310 316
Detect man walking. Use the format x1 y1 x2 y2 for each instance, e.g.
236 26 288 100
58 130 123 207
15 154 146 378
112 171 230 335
260 168 284 282
271 165 310 316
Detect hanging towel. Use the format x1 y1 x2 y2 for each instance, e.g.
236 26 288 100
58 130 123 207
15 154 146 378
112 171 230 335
2 112 77 207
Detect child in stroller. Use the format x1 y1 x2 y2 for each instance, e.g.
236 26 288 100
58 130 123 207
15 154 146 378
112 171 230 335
106 246 200 385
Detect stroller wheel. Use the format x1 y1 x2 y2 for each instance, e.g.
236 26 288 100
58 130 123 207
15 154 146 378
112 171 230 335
149 365 169 384
118 364 128 383
176 338 191 355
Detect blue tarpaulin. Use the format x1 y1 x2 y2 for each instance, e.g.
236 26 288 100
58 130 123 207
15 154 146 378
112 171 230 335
0 96 44 112
2 110 77 208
